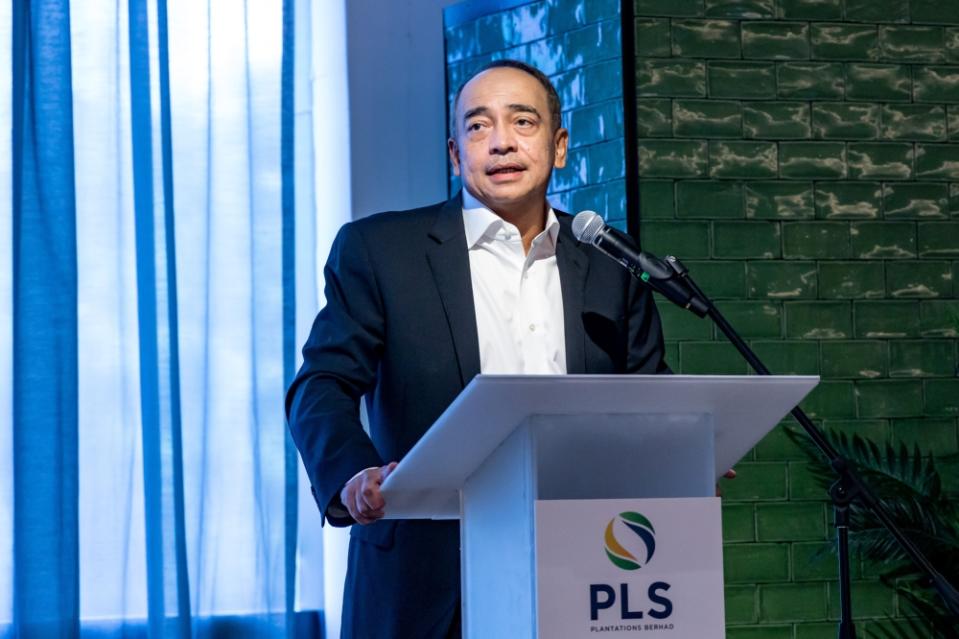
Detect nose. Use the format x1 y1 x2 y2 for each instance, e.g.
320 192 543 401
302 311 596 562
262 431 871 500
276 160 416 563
488 121 517 155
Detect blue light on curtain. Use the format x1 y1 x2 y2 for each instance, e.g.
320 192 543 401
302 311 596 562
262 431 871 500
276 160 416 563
12 2 81 634
0 0 12 627
2 0 324 636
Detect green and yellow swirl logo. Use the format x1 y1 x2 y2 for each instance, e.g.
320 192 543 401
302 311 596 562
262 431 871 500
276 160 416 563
604 511 656 571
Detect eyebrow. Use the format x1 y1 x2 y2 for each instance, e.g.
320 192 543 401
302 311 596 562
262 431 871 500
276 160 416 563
462 103 543 122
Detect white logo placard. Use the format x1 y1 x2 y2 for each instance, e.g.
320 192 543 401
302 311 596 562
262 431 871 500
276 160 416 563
535 498 725 638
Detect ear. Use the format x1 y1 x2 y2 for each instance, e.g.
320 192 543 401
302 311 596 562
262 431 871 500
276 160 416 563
552 127 569 169
448 137 462 176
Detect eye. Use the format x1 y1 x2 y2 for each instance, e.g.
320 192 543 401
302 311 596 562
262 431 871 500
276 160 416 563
466 121 484 132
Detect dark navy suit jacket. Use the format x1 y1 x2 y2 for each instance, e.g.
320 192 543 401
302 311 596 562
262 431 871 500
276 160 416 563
285 194 669 638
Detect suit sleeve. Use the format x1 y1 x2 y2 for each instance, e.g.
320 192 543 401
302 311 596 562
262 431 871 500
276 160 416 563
285 222 386 525
625 276 672 374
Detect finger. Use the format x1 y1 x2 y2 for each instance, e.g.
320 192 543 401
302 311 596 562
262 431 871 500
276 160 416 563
354 483 372 520
340 483 360 521
381 461 399 481
360 480 386 513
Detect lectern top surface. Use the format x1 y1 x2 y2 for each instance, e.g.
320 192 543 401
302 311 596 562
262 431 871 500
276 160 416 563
381 374 817 512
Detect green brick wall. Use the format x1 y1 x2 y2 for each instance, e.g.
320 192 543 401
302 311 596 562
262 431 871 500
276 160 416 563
632 0 959 634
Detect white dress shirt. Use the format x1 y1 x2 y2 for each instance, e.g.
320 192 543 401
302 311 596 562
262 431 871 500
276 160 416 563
462 189 567 375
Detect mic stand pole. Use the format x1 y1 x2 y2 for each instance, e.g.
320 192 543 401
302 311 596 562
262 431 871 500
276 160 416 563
657 255 959 638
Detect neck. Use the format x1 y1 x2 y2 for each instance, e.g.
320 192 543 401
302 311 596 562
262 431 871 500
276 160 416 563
467 189 549 254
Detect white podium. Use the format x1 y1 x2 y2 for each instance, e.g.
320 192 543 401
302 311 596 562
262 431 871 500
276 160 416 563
381 374 818 638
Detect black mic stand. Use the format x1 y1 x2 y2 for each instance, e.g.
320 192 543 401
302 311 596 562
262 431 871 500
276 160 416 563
650 255 959 638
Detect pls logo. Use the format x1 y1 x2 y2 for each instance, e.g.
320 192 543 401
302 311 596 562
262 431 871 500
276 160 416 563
604 511 655 571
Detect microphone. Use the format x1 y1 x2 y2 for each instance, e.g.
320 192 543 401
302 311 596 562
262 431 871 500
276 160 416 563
572 210 709 317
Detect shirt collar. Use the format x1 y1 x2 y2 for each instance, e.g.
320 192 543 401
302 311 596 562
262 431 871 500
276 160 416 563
461 189 560 251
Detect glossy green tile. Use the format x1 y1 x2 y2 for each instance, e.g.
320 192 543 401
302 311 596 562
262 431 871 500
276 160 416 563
673 99 742 137
948 107 959 141
918 221 959 257
683 259 748 297
779 142 847 178
919 300 959 337
713 221 782 257
746 181 815 219
819 262 885 299
747 261 818 298
814 182 882 219
751 341 820 375
855 300 921 337
637 139 708 176
635 0 704 16
640 220 711 257
705 0 774 18
850 221 917 258
845 64 911 102
909 0 959 25
725 584 758 623
742 22 810 60
810 24 878 60
782 222 851 259
776 0 841 20
676 180 744 217
708 61 777 98
882 183 950 219
856 380 924 418
915 66 959 103
704 301 782 338
880 104 947 141
724 543 790 582
844 0 908 23
924 379 959 415
672 19 741 58
811 103 879 139
744 102 811 139
636 99 672 137
636 60 707 97
639 179 674 219
777 62 843 99
759 582 829 621
916 144 959 179
886 261 953 298
880 26 945 62
635 17 671 57
710 141 779 178
847 143 914 180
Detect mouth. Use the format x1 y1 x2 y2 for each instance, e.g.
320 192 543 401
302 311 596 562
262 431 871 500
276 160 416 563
486 163 526 176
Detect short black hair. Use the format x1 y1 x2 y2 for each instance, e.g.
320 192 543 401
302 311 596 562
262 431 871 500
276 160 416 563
449 59 563 138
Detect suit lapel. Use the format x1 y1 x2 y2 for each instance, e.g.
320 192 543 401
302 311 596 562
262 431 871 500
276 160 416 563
426 196 482 387
556 216 589 374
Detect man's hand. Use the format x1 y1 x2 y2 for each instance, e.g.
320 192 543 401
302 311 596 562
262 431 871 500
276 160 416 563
716 468 737 497
339 462 398 525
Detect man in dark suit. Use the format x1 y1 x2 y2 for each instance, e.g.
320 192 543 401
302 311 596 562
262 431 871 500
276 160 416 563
286 59 669 638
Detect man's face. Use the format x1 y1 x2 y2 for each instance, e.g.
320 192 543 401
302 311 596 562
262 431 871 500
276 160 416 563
448 67 568 212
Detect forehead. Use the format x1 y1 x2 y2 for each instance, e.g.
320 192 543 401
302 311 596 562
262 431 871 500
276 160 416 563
456 67 549 115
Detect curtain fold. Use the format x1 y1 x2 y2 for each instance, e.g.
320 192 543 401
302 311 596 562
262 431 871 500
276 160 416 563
12 1 81 637
5 0 322 637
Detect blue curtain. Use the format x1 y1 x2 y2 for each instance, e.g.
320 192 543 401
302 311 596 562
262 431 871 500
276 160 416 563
2 0 321 637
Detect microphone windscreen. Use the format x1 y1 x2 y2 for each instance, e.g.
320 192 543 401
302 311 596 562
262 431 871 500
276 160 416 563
572 210 604 243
